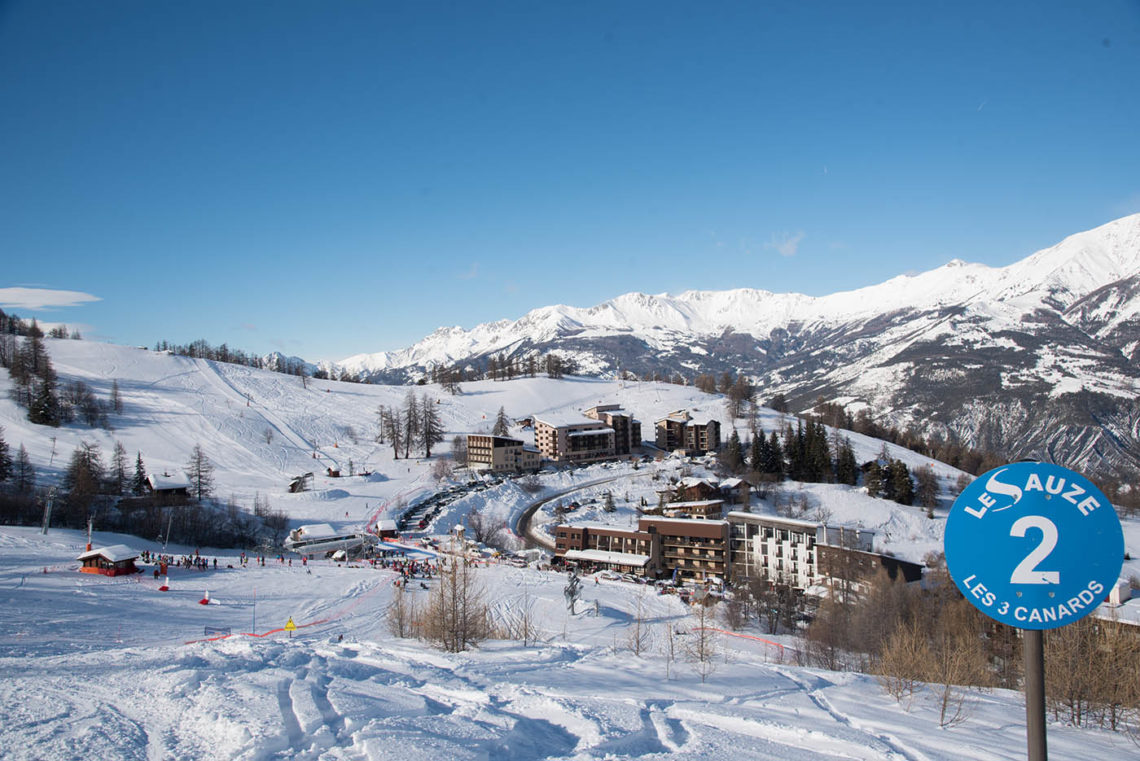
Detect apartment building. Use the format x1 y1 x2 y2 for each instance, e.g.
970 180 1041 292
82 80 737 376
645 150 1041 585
726 512 831 589
584 404 642 455
654 410 721 455
533 413 615 463
724 512 925 592
554 522 653 575
553 509 922 590
466 434 541 473
639 516 729 583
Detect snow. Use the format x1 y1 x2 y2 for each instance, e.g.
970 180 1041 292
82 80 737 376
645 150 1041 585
564 548 651 567
3 339 1140 758
77 544 139 562
2 525 1136 760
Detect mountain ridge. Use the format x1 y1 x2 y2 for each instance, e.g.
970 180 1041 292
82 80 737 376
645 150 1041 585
335 214 1140 476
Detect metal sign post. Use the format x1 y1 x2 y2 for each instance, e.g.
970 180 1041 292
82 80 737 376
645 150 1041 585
945 462 1124 761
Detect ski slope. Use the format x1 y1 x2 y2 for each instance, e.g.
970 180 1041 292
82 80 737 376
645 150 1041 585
1 526 1135 760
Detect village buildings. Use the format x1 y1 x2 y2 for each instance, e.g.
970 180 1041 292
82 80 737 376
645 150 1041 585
468 404 718 467
553 488 923 591
583 404 642 456
466 434 541 473
654 410 721 455
532 412 616 463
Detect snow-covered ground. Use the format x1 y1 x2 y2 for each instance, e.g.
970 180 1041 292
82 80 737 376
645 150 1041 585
3 339 1140 758
2 526 1136 760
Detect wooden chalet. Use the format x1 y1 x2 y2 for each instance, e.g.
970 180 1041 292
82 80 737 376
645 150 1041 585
77 544 140 577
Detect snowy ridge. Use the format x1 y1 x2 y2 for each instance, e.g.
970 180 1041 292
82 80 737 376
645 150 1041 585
338 214 1140 475
341 213 1140 374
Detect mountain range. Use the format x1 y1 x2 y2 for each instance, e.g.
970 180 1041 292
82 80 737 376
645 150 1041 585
336 214 1140 477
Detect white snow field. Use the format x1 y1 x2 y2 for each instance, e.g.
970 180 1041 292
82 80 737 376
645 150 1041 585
2 527 1136 761
1 339 1138 759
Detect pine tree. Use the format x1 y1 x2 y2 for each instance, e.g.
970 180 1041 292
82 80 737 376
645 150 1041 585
784 421 806 481
889 460 915 505
0 425 10 482
14 444 35 493
131 452 148 495
374 404 387 445
915 464 939 511
722 429 744 473
110 379 123 414
420 394 444 457
185 443 215 501
402 390 420 459
835 437 858 486
865 462 884 497
748 433 766 475
492 406 510 436
110 441 128 495
765 431 784 480
381 406 403 459
63 442 103 520
28 374 61 426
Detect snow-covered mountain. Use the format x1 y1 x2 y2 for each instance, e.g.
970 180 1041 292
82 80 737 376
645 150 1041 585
340 214 1140 475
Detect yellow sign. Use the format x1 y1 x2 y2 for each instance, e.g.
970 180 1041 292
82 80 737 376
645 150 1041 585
284 617 297 631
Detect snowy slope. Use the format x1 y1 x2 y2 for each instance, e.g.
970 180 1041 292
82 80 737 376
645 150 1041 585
0 339 734 533
2 526 1137 761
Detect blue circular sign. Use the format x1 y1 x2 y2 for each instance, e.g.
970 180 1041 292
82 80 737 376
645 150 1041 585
945 462 1125 630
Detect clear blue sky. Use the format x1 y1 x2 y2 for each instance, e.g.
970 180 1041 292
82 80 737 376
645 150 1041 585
2 1 1138 361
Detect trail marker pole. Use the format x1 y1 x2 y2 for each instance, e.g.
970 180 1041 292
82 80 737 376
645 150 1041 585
1024 629 1046 761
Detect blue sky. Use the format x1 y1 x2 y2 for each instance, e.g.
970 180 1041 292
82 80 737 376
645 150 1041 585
2 1 1138 361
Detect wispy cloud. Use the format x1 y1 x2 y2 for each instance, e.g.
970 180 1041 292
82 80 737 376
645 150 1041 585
765 231 805 258
457 263 479 280
0 287 101 310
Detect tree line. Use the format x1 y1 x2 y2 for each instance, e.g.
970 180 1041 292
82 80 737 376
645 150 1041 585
375 391 445 459
423 351 579 394
0 435 287 549
717 420 941 510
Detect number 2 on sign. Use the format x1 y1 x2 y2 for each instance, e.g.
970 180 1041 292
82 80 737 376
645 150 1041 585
1009 515 1060 585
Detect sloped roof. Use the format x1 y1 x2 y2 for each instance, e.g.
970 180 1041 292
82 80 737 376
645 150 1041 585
77 544 138 563
148 472 191 491
564 548 650 567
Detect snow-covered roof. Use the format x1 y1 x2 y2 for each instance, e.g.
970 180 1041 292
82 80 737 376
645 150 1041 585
720 477 747 489
77 544 138 562
522 445 540 453
533 412 608 428
567 427 614 437
679 477 718 489
292 523 337 538
375 520 398 532
664 499 724 508
639 516 728 527
725 511 821 529
147 472 191 491
564 548 650 567
571 522 643 533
